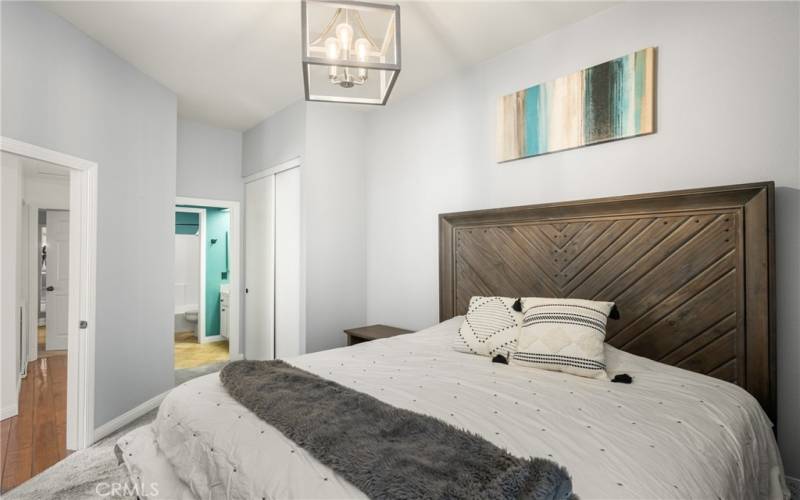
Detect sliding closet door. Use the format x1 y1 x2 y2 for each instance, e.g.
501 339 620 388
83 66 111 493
274 167 301 358
245 176 274 360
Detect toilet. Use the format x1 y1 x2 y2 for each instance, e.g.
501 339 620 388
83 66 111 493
183 306 199 323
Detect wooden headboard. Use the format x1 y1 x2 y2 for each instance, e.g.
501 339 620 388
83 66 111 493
439 183 775 422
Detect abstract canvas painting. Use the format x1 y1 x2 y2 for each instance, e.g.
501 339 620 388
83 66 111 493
497 47 655 162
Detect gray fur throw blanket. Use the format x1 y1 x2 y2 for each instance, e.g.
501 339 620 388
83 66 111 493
220 360 575 500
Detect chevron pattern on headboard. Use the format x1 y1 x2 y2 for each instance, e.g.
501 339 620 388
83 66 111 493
439 182 775 423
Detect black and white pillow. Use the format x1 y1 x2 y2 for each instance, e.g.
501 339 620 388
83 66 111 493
510 297 615 379
453 296 522 357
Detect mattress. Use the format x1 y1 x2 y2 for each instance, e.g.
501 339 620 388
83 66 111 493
118 317 788 499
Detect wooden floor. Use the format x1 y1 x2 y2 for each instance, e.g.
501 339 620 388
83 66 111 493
0 349 69 493
174 331 229 369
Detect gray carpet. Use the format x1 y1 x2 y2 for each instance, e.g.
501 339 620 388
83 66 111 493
5 362 226 499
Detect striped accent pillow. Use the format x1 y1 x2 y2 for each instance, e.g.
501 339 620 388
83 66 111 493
453 296 522 357
510 298 615 379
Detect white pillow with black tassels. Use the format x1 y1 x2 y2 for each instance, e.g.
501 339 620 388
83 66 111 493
511 297 618 379
453 296 522 357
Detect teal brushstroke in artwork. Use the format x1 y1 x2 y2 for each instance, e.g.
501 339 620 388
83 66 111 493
498 47 655 162
539 84 549 153
617 56 630 137
634 50 647 132
524 86 541 156
610 57 625 138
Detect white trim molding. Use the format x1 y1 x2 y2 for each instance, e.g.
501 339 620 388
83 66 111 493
199 335 227 344
242 156 302 184
1 136 98 451
174 207 206 344
0 403 19 420
93 389 169 442
26 202 41 364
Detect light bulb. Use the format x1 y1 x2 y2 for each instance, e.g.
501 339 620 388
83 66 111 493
335 22 354 52
324 37 340 60
354 38 370 62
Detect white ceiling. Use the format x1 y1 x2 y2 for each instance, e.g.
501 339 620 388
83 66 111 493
43 1 615 131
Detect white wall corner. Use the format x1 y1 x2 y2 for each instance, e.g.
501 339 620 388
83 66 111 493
93 389 170 443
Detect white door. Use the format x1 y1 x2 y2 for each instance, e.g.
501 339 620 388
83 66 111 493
45 210 69 351
274 167 301 358
245 176 274 360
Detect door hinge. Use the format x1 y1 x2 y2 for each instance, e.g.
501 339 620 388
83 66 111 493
79 320 88 329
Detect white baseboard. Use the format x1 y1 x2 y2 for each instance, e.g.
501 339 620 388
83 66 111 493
229 352 244 361
2 376 24 419
199 334 227 344
93 389 170 442
0 403 19 420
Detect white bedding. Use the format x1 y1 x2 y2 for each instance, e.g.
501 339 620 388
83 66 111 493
118 317 788 499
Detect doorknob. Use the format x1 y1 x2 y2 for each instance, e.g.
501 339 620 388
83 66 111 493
46 286 54 292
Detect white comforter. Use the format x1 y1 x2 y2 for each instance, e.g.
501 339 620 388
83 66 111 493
118 317 788 499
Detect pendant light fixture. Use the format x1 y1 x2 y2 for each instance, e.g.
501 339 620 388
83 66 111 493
302 0 401 105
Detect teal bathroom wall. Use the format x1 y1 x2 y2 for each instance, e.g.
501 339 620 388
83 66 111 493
204 207 230 337
176 206 230 337
175 211 199 234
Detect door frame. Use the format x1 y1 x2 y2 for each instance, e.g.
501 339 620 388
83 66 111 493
243 156 306 359
175 197 242 360
173 207 206 344
242 156 302 184
26 203 41 364
1 136 98 451
26 205 70 363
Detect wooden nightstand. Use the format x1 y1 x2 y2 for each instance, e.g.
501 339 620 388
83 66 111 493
344 325 412 346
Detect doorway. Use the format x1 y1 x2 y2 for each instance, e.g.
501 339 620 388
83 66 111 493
244 157 303 361
41 210 70 353
0 137 97 491
173 197 241 384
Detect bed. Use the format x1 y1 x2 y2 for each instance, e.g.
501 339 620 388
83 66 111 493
119 182 787 499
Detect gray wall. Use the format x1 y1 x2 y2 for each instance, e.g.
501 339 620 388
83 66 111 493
242 101 306 177
2 2 178 427
304 104 367 352
363 2 800 476
177 118 243 203
241 102 366 354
